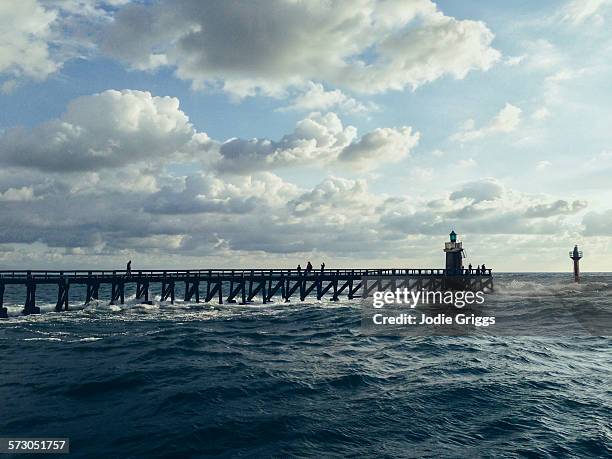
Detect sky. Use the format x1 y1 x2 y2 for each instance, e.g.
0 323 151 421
0 0 611 271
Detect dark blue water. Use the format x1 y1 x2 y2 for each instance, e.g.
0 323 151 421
1 274 611 458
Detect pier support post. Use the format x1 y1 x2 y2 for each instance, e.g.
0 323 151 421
23 277 40 315
248 274 254 302
205 280 222 304
136 279 149 303
161 279 175 304
228 279 235 303
86 281 99 303
281 277 286 302
331 278 339 301
299 278 306 301
348 280 362 300
0 283 7 318
347 279 354 299
85 272 99 304
55 277 70 312
283 277 290 302
184 279 200 303
227 277 245 304
267 273 273 300
110 275 125 305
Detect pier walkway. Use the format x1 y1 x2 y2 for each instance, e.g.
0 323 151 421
0 268 493 317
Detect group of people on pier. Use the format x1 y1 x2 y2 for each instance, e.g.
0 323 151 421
296 261 325 275
466 263 488 275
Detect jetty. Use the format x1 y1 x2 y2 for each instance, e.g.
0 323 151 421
0 232 493 317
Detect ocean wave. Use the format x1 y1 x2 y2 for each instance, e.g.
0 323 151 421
494 279 609 297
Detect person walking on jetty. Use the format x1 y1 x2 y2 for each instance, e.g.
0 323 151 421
320 262 325 273
468 263 473 274
306 261 313 273
481 263 487 274
297 264 302 275
476 265 481 275
126 260 132 277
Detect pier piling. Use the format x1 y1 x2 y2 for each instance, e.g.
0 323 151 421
55 276 70 312
23 278 40 315
0 283 7 318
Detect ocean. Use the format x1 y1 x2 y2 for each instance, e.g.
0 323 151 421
1 273 610 458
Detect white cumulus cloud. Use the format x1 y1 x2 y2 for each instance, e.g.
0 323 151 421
216 112 419 173
278 82 375 114
0 89 213 171
0 0 59 80
452 103 522 142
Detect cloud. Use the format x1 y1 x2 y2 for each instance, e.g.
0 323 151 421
0 89 214 172
582 210 612 236
0 171 380 257
450 178 503 203
101 0 500 97
338 126 419 168
288 176 379 220
216 112 356 173
562 0 609 25
525 200 588 218
0 163 595 266
144 172 298 215
504 55 525 66
0 90 417 178
532 107 551 121
216 112 418 173
0 186 36 202
381 181 586 237
452 103 522 142
457 158 478 168
0 80 602 267
1 80 19 94
543 68 589 107
278 82 375 114
0 0 59 80
521 40 563 71
42 0 131 18
536 160 552 170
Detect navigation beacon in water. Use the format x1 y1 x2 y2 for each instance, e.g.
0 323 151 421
570 245 583 283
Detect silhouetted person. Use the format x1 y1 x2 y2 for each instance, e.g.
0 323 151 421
126 260 132 277
468 263 473 274
297 264 302 275
320 262 325 273
306 261 313 273
481 263 487 275
476 265 481 275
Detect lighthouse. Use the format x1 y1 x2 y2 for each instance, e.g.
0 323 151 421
444 230 465 275
569 245 583 283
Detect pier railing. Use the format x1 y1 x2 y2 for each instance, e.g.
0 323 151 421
0 268 492 281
